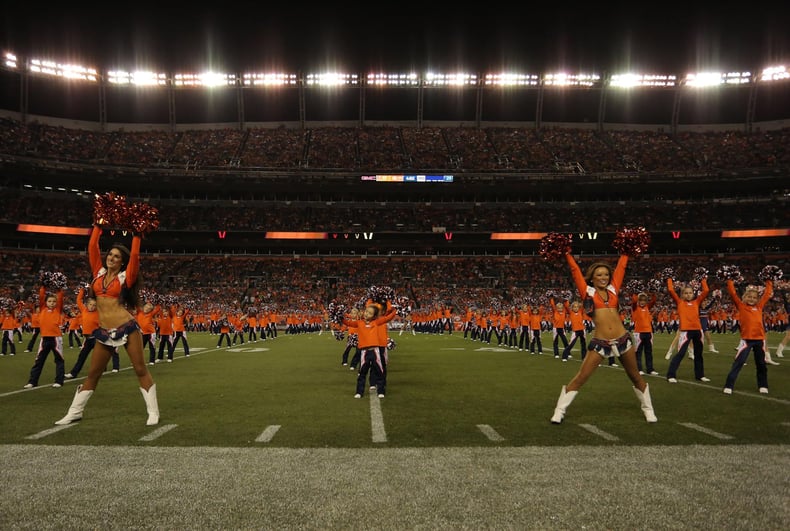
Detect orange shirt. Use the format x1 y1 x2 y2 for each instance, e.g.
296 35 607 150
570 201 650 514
668 278 709 331
549 299 567 329
528 310 542 331
77 288 100 335
156 313 173 336
726 280 772 340
38 286 64 337
171 307 189 332
568 308 585 332
631 294 656 333
344 309 396 349
67 314 82 332
136 305 159 335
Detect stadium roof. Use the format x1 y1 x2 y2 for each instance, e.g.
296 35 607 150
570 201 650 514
2 6 788 74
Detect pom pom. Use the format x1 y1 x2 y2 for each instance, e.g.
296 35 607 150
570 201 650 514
538 232 572 261
394 296 412 318
716 265 743 284
612 226 650 257
758 265 783 282
93 192 128 227
557 290 573 303
660 268 676 281
387 337 397 351
327 301 348 324
367 285 395 306
346 333 358 348
125 202 160 236
624 279 646 296
692 267 709 282
139 288 159 305
647 278 663 293
0 297 14 310
40 271 68 291
333 330 346 342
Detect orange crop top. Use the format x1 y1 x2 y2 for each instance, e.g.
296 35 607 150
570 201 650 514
88 225 140 299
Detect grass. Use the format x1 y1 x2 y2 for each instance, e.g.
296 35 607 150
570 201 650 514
1 329 788 447
1 330 788 530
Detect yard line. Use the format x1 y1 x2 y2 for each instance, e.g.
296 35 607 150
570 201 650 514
578 424 620 441
476 424 505 441
25 424 75 440
255 425 281 442
139 424 178 442
369 394 387 443
678 422 734 440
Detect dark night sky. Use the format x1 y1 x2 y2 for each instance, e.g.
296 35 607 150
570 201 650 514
2 5 789 75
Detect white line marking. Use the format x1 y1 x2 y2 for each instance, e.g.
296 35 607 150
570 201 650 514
578 424 620 441
255 425 281 442
25 424 76 439
678 422 734 440
476 424 505 441
369 394 387 443
139 424 178 441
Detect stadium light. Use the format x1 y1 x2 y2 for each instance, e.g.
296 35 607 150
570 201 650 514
484 73 539 86
366 73 419 86
543 72 600 87
4 52 17 70
304 73 359 86
684 71 751 88
423 72 478 86
107 70 167 86
609 73 677 88
173 72 238 87
760 65 789 82
242 73 298 86
29 58 98 81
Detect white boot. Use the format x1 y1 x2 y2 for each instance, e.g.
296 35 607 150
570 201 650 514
550 385 578 424
140 384 160 426
775 344 784 358
633 384 658 423
765 351 780 366
54 385 94 425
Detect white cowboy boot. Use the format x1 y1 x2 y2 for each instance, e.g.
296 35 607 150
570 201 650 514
550 385 578 424
54 385 94 425
140 384 160 426
633 384 658 423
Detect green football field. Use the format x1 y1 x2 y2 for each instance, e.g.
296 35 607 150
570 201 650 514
1 330 788 530
1 329 787 447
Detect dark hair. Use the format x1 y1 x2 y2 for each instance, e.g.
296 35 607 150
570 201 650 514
110 242 141 309
584 262 613 285
111 243 131 269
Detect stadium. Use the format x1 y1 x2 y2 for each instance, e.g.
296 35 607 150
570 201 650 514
0 21 789 530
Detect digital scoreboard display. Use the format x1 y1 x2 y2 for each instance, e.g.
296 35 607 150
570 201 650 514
361 174 454 183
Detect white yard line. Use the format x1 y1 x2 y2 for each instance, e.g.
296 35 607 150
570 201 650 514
139 424 178 442
678 422 734 440
25 424 75 439
255 425 281 442
369 394 387 443
476 424 505 441
578 423 620 441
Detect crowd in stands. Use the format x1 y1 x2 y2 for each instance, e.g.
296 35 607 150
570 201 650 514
1 250 786 322
2 117 789 173
0 118 786 323
0 187 783 233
